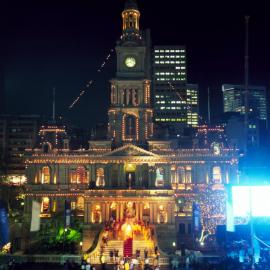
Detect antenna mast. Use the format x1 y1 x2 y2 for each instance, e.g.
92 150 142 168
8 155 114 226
244 16 250 154
207 87 211 125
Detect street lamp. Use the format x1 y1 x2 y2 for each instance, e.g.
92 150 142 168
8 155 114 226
63 227 68 254
80 241 83 255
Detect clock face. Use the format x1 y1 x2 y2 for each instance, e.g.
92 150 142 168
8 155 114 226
125 57 136 68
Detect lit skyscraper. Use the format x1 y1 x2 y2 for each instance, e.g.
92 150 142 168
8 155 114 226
222 84 267 122
222 84 268 149
153 46 198 132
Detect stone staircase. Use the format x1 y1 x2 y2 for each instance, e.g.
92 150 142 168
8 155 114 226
133 240 154 255
103 240 124 258
85 225 170 266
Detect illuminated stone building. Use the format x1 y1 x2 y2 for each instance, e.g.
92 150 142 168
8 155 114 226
23 0 239 262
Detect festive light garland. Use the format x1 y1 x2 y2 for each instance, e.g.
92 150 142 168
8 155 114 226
168 82 192 110
198 186 226 235
68 49 114 110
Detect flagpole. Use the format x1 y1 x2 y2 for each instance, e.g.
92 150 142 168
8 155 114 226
249 187 255 270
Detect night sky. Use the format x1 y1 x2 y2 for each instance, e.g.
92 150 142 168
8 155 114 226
1 0 270 128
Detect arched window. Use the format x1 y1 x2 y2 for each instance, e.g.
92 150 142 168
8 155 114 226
157 205 167 224
96 168 105 187
76 196 84 216
41 166 50 184
70 166 88 184
92 205 102 223
142 203 150 222
155 167 164 187
125 115 136 136
178 167 186 184
41 197 50 213
43 142 52 153
185 167 192 183
213 166 222 183
171 166 178 184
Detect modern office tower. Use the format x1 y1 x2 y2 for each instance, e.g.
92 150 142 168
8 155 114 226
0 114 40 179
222 84 267 122
153 46 198 133
222 84 268 149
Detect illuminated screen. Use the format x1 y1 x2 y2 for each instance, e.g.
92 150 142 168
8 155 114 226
232 186 270 217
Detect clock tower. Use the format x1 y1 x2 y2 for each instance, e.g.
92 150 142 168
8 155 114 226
108 0 153 146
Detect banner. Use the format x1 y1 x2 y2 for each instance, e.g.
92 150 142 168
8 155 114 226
0 200 9 247
65 200 71 227
30 201 41 232
226 185 235 232
192 202 201 233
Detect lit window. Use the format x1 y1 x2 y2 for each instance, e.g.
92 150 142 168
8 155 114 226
92 205 102 223
155 167 164 187
185 167 192 183
213 166 222 183
76 196 84 216
41 197 50 213
96 168 105 187
41 166 50 184
70 166 88 184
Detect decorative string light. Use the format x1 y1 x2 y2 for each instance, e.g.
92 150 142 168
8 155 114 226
68 49 114 110
168 82 192 110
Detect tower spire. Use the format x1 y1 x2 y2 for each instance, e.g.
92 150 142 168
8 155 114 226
52 87 56 122
207 87 211 125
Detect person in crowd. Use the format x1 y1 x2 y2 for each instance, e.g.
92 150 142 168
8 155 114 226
144 248 148 259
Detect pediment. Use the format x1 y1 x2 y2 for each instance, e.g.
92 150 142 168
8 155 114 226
103 144 158 157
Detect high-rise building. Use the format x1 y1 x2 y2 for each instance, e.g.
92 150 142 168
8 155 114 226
222 84 267 122
153 46 198 133
222 84 268 149
0 114 40 178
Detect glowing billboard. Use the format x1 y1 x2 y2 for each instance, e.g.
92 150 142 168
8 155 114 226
232 186 270 217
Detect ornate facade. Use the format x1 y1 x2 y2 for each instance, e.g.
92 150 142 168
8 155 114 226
23 0 239 263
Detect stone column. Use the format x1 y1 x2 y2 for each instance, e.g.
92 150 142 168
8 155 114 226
171 202 175 224
87 165 92 183
84 203 88 223
120 202 124 222
91 164 96 185
101 203 106 223
88 203 92 224
106 202 110 221
135 202 139 220
119 164 125 188
116 203 120 222
153 204 157 224
167 203 172 224
149 203 153 223
139 202 143 221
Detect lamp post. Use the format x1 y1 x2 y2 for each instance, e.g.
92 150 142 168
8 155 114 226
63 227 68 254
80 241 83 256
